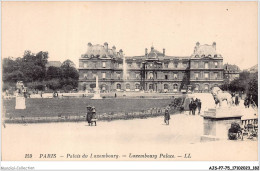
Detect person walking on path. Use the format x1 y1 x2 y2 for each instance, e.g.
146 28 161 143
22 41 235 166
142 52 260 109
91 107 97 126
86 106 93 126
235 96 239 106
197 99 202 114
191 101 197 115
189 101 193 115
164 107 170 125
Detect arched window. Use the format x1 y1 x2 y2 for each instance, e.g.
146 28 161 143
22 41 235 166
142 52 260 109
116 83 121 90
204 84 209 90
149 84 154 90
148 72 153 79
101 84 106 91
135 84 140 90
126 83 130 89
164 84 169 90
195 84 200 91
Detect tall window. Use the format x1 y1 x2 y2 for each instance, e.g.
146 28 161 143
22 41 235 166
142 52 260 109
102 62 106 68
194 62 199 68
204 73 209 79
127 73 130 80
136 73 140 79
83 62 88 68
195 73 199 79
214 72 218 79
93 62 97 68
205 62 209 69
148 72 153 79
164 84 169 90
102 72 106 79
204 84 209 90
195 84 199 91
126 83 130 90
93 74 97 79
165 75 168 80
173 84 178 90
214 62 218 68
117 73 121 79
116 83 121 90
84 73 88 79
173 73 178 79
164 63 168 68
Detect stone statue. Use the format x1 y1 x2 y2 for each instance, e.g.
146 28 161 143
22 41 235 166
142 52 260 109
211 87 232 107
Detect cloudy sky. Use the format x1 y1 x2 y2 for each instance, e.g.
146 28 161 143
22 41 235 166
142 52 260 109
2 1 258 70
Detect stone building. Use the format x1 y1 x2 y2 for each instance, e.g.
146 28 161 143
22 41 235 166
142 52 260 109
78 42 224 93
223 64 241 83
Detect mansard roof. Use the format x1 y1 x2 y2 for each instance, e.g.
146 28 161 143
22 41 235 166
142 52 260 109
191 42 222 58
81 42 123 58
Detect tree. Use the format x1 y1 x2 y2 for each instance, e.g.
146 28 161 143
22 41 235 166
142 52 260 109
247 72 258 106
60 60 79 90
46 66 61 80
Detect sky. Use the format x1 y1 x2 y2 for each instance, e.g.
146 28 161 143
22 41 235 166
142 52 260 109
2 1 258 70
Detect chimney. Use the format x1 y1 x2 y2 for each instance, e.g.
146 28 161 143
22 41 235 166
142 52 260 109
163 48 165 56
112 46 116 52
212 42 216 50
104 42 108 51
145 48 148 56
88 42 92 47
196 42 200 47
119 49 123 56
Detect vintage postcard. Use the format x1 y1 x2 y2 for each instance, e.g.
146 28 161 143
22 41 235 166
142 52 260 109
1 1 258 169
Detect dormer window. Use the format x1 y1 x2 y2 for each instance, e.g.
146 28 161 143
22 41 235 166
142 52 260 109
201 54 205 58
195 55 199 58
208 55 211 58
214 54 218 58
102 54 106 58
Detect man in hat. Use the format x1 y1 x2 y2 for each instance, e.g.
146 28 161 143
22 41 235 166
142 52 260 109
164 106 170 125
91 106 97 126
86 106 93 126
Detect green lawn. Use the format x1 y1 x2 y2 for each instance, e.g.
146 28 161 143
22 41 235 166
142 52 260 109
3 98 174 118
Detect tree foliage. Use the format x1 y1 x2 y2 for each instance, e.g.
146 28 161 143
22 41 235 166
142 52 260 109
2 50 79 92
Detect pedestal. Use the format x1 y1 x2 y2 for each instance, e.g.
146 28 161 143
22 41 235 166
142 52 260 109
15 96 26 109
201 107 242 141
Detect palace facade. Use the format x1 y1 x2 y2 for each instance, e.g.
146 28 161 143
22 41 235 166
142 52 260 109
78 42 224 93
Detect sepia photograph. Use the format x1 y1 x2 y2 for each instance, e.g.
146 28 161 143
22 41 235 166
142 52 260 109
1 1 259 170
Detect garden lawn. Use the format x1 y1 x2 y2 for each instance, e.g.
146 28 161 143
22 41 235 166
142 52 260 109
3 98 174 118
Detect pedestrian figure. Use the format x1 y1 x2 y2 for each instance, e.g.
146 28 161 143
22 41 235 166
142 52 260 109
86 106 93 126
191 101 197 115
244 98 249 108
235 96 239 106
197 99 202 114
91 107 97 126
115 93 117 98
164 107 170 125
189 101 193 115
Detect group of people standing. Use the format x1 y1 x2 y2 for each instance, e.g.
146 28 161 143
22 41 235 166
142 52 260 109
244 95 256 108
189 98 202 115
